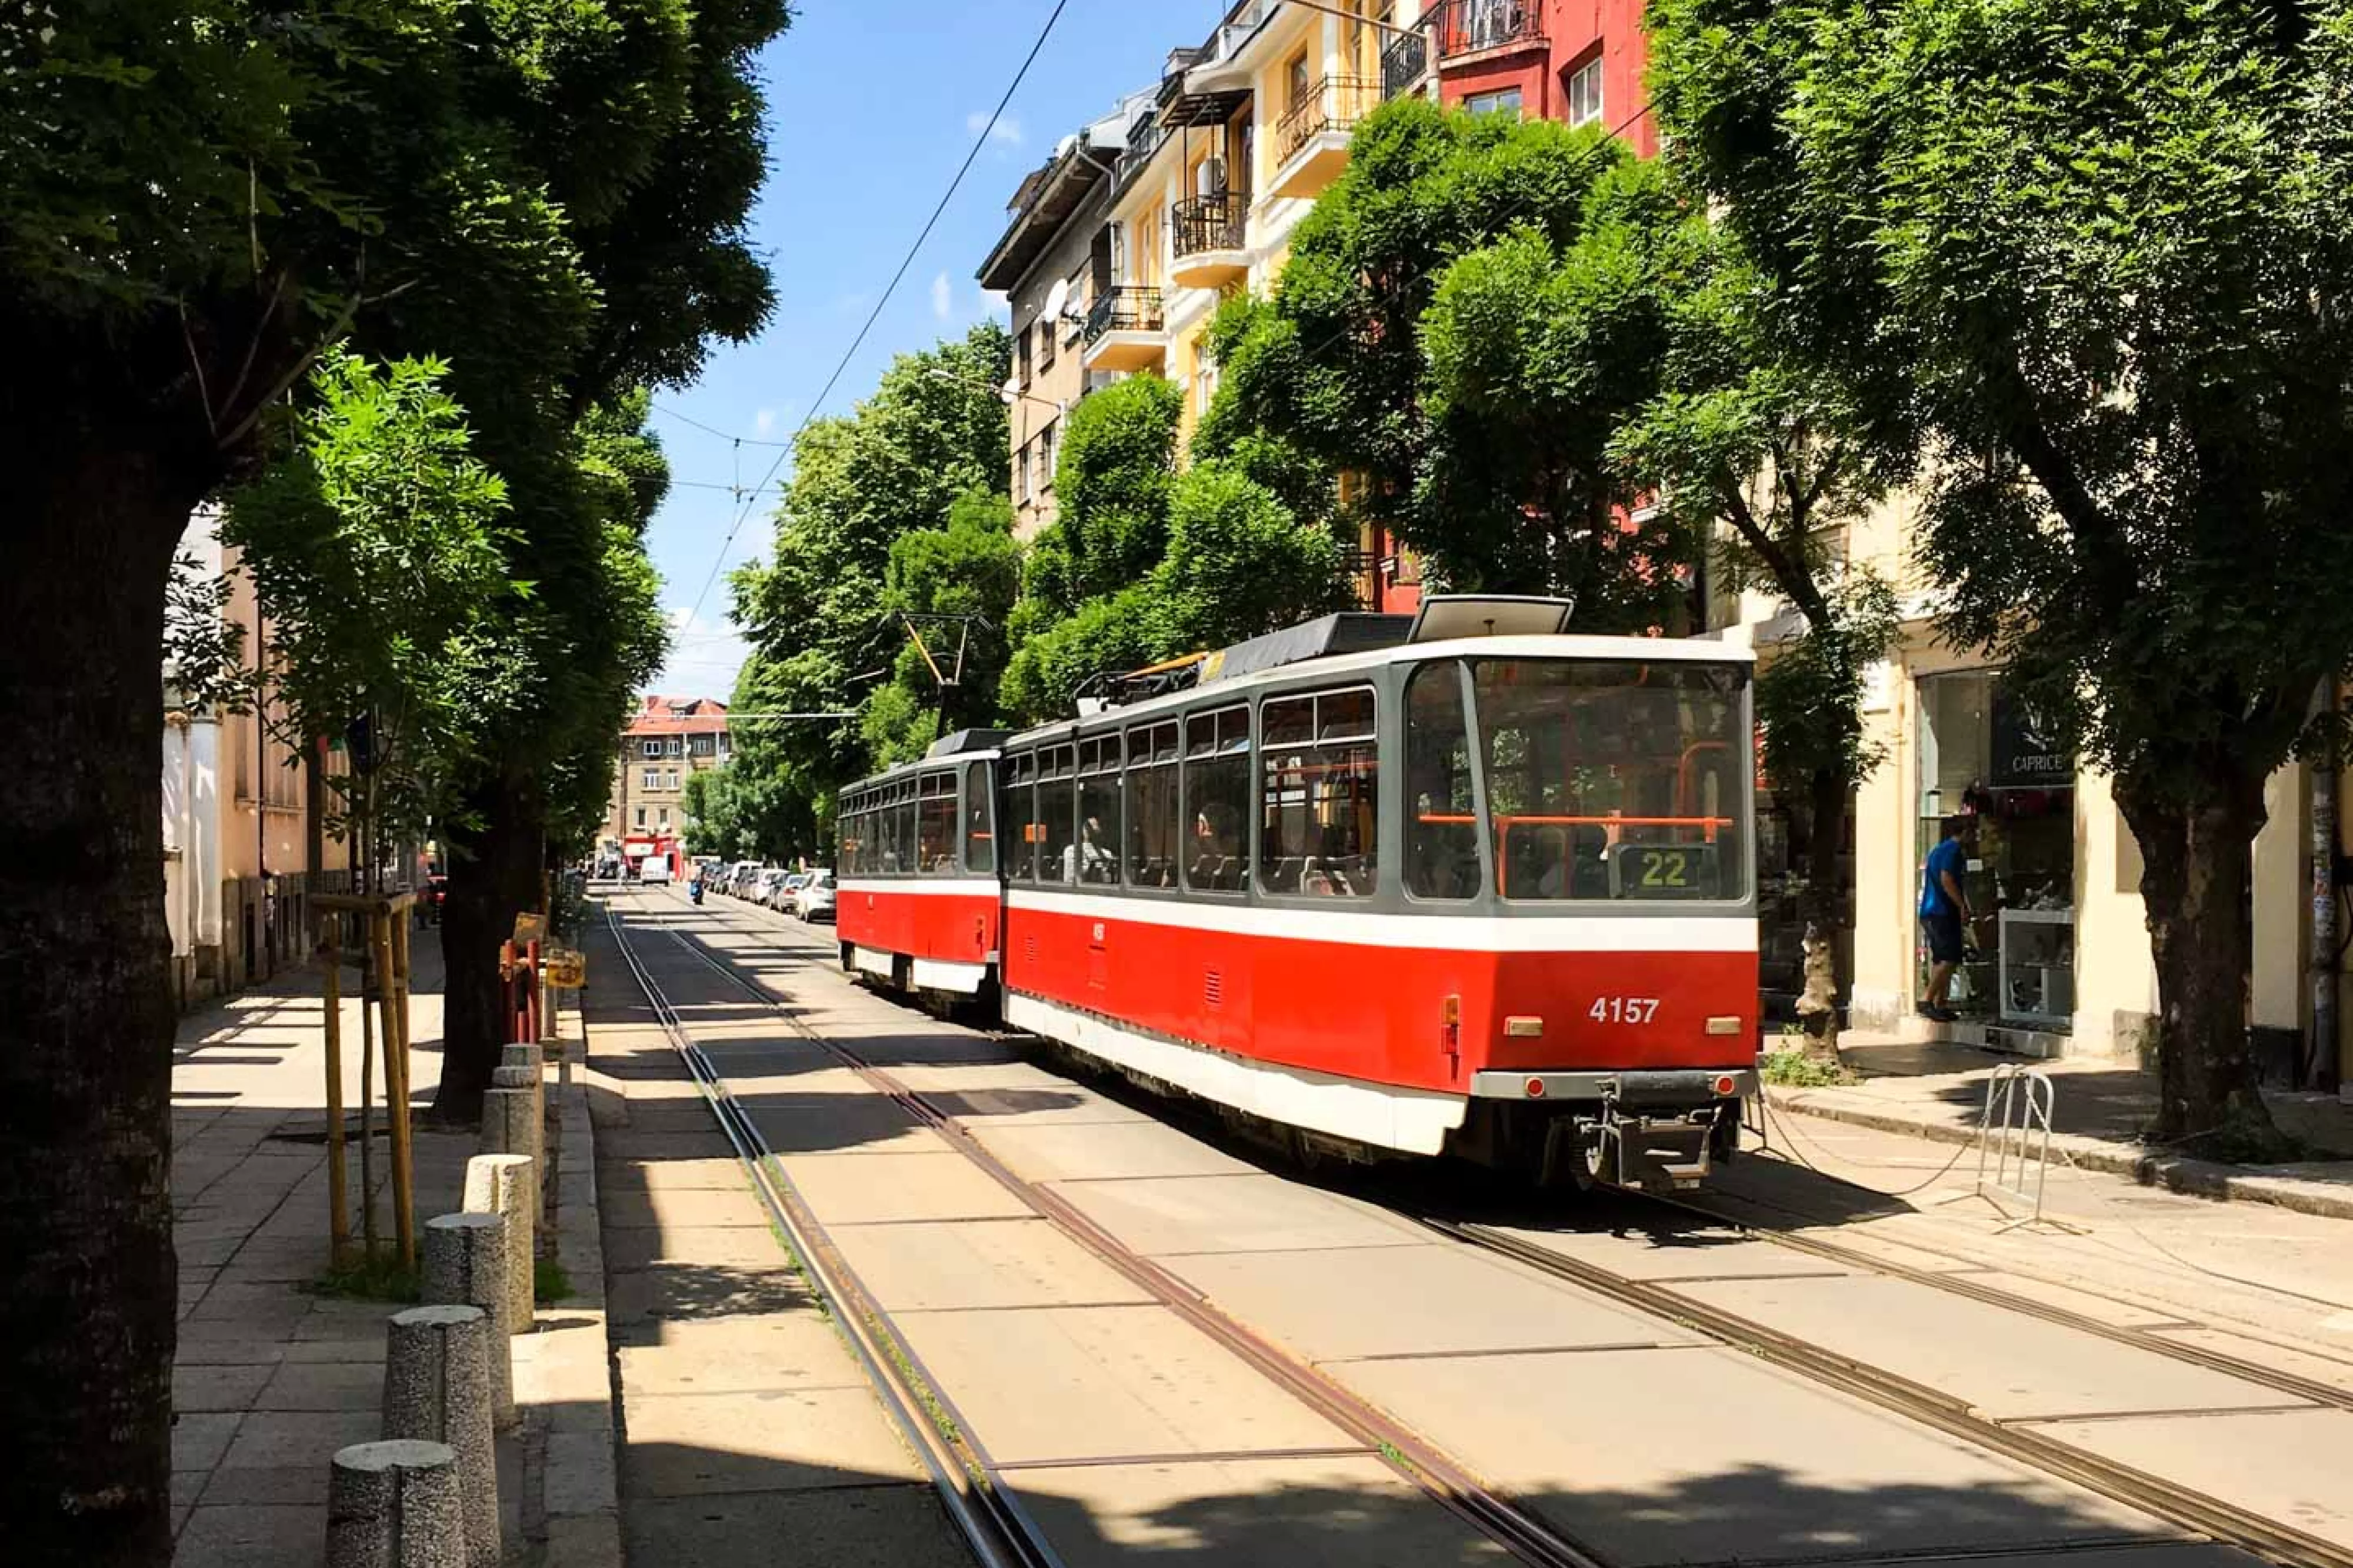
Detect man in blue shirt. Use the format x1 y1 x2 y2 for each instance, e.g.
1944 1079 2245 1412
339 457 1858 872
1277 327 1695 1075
1919 814 1977 1021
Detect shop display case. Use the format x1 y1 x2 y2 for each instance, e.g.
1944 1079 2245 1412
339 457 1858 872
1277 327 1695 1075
1998 908 2073 1029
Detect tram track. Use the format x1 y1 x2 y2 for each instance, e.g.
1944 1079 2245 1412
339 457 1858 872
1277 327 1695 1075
658 886 2353 1566
1420 1217 2353 1568
604 888 1613 1568
602 895 1062 1568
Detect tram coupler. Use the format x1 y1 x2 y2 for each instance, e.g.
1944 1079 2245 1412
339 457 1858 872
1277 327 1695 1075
1588 1099 1719 1192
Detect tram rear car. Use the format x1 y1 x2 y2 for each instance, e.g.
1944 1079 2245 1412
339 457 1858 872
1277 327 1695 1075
839 601 1760 1190
835 734 1005 998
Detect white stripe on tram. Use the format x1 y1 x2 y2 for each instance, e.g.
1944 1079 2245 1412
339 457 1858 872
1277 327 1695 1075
1002 888 1755 954
839 878 1002 898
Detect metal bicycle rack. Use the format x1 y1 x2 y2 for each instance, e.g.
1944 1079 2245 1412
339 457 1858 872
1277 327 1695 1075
1957 1063 2080 1233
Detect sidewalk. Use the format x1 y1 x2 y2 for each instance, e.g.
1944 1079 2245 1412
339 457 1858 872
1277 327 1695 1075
1767 1032 2353 1219
169 925 618 1566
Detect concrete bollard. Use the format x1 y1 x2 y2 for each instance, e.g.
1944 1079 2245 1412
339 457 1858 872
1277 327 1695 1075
462 1154 536 1333
479 1085 541 1167
499 1042 543 1076
421 1213 514 1429
326 1439 465 1568
382 1306 498 1568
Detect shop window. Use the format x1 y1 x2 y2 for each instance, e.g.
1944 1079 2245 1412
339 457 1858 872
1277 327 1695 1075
1916 670 2077 1027
1258 687 1379 896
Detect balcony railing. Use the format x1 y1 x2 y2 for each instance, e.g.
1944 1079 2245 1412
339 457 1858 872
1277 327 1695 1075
1172 192 1247 258
1115 116 1167 190
1275 75 1376 168
1434 0 1544 60
1381 28 1430 100
1084 286 1165 343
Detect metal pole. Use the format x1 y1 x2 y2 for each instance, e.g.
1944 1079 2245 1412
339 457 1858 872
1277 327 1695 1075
322 919 350 1263
377 910 416 1271
2314 679 2341 1093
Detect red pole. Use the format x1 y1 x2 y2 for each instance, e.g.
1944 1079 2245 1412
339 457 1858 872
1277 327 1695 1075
525 938 542 1043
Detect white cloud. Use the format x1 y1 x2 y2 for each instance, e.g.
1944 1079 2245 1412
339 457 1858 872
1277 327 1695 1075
752 407 776 436
931 271 954 321
967 111 1024 146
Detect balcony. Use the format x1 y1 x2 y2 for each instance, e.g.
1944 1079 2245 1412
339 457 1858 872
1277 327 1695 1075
1434 0 1546 62
1170 192 1249 289
1269 76 1375 202
1082 286 1167 373
1381 27 1431 101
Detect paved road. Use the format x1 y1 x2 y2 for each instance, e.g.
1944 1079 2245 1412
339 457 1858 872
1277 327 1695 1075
589 886 2353 1567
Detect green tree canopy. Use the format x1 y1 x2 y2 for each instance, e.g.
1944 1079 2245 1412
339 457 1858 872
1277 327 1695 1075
1649 0 2353 1141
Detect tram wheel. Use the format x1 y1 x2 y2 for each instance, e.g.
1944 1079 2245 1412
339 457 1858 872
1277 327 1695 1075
1577 1132 1619 1192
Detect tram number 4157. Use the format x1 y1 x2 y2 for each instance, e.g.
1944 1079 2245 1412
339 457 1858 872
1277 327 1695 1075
1589 996 1661 1025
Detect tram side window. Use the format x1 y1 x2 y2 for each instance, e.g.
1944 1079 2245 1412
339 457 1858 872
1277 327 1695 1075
1036 745 1078 885
1124 721 1181 889
1002 755 1038 880
1183 706 1250 893
1258 687 1379 897
840 803 862 877
893 788 916 876
1406 664 1481 900
962 762 995 875
918 772 956 875
1076 736 1121 886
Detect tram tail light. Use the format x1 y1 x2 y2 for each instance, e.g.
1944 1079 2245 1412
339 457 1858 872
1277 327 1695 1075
1439 995 1461 1059
1712 1075 1738 1097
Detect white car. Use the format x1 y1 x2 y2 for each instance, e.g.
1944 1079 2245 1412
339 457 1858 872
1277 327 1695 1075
753 869 791 908
638 857 674 885
792 869 835 923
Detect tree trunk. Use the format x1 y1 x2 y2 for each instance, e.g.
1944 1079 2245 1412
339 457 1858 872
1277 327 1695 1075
432 778 546 1122
1 446 204 1566
2118 776 2278 1150
1793 762 1852 1058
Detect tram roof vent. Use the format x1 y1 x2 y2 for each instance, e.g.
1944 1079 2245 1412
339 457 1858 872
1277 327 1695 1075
924 728 1012 759
1199 612 1415 686
1406 595 1574 643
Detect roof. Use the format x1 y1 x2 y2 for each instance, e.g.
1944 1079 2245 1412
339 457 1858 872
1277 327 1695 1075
977 89 1155 293
624 694 731 737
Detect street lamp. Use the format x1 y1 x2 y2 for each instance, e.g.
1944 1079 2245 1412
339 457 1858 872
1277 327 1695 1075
924 364 1064 415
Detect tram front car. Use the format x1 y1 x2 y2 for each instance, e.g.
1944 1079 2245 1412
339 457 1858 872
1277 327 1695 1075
1401 636 1759 1191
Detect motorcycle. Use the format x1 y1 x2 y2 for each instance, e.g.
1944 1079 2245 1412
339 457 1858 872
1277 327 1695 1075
688 879 705 906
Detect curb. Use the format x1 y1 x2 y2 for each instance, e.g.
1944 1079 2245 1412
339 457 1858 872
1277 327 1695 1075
512 1034 622 1568
1764 1085 2353 1222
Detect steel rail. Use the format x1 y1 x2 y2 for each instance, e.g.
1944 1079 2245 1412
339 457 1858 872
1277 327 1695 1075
1642 1189 2353 1414
660 910 1614 1568
1427 1218 2353 1568
601 894 1064 1568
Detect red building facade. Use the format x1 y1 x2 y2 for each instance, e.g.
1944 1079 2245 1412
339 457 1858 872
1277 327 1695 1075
1427 0 1657 157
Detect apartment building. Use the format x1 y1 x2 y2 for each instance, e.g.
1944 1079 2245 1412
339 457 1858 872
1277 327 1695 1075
163 510 352 1010
1389 0 1657 152
607 694 731 845
979 92 1154 541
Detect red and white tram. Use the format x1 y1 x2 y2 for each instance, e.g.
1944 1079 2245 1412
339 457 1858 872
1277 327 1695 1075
834 598 1759 1190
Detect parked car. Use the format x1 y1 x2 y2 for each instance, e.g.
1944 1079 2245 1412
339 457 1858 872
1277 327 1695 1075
639 856 674 885
732 863 764 898
792 868 835 923
753 868 791 908
777 872 808 909
728 861 759 897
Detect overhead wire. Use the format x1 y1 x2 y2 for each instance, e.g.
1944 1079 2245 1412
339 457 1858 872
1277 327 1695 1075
680 0 1077 629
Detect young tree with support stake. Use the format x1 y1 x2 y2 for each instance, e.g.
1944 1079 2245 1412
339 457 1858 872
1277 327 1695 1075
0 5 783 1559
1648 0 2353 1149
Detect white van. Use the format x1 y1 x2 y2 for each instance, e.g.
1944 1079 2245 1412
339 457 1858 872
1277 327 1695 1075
638 856 674 885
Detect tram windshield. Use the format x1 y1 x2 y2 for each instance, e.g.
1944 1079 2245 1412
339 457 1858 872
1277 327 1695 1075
1407 658 1749 903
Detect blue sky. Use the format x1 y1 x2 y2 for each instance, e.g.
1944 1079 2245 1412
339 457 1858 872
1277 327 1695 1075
646 0 1219 699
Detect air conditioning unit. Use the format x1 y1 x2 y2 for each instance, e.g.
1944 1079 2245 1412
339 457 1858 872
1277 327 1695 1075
1197 157 1228 197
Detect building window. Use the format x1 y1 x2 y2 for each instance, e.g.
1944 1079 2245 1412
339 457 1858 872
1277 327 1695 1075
642 768 661 791
665 769 680 790
1015 439 1032 505
635 807 646 828
1565 56 1603 127
1037 418 1058 493
658 808 669 828
1037 317 1056 371
1464 86 1523 118
718 733 731 757
1017 328 1032 389
668 736 684 756
1286 48 1311 112
641 739 661 758
689 733 715 757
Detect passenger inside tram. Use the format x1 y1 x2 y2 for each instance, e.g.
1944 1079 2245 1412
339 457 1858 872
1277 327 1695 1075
1190 804 1242 890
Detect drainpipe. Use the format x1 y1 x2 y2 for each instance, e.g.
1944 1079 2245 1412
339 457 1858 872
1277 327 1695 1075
2311 678 2340 1093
